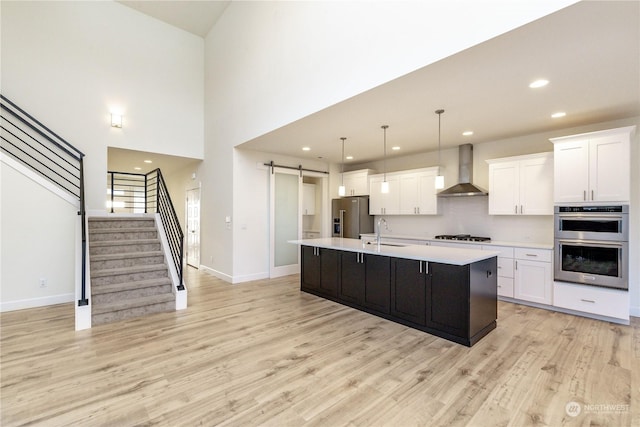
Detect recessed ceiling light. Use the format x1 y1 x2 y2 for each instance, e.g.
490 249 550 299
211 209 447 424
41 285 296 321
551 111 567 118
134 167 141 171
143 159 152 164
529 79 549 89
392 146 400 151
462 131 474 136
302 147 310 151
346 156 353 160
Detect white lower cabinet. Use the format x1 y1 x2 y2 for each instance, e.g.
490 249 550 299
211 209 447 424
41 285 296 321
483 245 515 298
553 281 629 321
513 248 552 305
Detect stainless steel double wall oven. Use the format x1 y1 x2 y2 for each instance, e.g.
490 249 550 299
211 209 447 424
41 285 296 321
554 205 629 290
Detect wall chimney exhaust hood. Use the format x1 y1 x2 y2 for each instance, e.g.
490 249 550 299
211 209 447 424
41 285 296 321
437 144 488 197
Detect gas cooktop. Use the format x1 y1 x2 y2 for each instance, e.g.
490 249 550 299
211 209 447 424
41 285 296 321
434 234 491 242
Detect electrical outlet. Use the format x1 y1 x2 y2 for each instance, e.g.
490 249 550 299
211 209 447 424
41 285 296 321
39 278 47 288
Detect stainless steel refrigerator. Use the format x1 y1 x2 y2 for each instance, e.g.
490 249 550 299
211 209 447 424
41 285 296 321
332 197 374 238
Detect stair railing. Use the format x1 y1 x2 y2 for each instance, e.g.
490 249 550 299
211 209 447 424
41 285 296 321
107 168 184 288
0 94 89 306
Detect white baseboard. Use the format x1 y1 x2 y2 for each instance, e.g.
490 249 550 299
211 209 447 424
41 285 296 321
232 271 269 284
198 265 269 284
1 293 75 312
200 265 232 283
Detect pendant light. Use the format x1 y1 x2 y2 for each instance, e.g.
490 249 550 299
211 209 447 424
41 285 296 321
381 125 389 193
338 137 346 196
435 109 445 190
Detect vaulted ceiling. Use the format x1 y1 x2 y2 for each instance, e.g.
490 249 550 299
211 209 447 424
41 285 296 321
113 1 639 171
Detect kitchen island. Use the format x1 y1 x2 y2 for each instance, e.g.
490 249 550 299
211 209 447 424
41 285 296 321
290 238 500 347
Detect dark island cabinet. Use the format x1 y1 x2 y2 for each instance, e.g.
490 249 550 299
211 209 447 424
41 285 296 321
362 254 390 314
427 262 470 337
300 246 497 346
339 251 365 305
390 258 428 325
301 246 339 297
427 258 497 345
340 252 390 314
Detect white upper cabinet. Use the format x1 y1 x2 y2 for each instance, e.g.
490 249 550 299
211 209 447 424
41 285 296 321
487 153 553 215
302 183 316 215
369 174 400 215
341 169 376 196
370 167 439 215
550 126 635 203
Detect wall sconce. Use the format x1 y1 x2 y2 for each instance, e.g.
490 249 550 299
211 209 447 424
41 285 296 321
111 113 123 128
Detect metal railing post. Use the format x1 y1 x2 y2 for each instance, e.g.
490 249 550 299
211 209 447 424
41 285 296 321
110 172 114 213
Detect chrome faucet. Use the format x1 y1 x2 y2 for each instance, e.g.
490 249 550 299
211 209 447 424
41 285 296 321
376 217 388 247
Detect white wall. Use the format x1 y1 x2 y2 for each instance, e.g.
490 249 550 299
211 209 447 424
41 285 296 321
1 1 205 211
203 0 576 279
1 162 77 310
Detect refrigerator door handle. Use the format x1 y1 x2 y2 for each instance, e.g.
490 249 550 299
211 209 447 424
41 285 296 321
339 210 345 237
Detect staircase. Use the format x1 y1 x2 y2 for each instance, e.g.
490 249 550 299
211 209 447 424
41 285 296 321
88 216 175 325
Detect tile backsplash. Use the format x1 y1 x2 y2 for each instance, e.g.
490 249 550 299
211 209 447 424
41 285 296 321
376 196 553 244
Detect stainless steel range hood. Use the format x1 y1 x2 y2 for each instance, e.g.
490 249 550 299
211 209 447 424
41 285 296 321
437 144 488 197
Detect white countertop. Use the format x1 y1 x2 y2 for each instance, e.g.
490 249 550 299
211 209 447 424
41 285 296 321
289 237 500 266
359 233 553 250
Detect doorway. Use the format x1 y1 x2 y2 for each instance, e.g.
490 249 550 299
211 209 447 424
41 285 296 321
269 167 328 278
186 188 201 268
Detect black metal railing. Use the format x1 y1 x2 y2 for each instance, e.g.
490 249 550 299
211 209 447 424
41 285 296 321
0 94 89 306
107 169 184 288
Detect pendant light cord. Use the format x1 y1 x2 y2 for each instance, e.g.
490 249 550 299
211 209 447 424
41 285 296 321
340 137 346 186
381 125 388 181
436 109 444 165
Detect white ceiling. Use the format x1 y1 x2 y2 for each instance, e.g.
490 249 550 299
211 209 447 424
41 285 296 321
111 1 639 172
117 1 230 38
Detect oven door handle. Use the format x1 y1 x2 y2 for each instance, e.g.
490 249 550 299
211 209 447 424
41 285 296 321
557 239 625 248
557 214 624 221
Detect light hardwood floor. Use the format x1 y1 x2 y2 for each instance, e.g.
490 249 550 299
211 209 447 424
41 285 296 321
1 267 638 426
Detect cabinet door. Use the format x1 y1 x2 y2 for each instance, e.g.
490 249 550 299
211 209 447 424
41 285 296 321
302 183 316 215
363 254 390 313
301 246 320 291
488 161 519 215
339 251 365 305
416 170 438 215
390 258 427 325
553 140 589 203
514 259 552 305
318 248 339 297
344 172 368 196
519 156 553 215
590 134 630 202
399 173 419 215
369 175 384 215
427 263 469 338
369 175 400 215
